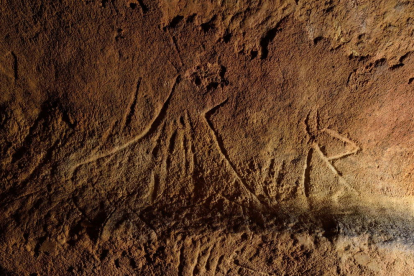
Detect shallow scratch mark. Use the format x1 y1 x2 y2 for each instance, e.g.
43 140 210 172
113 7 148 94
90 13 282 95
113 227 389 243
11 51 17 81
302 149 312 198
182 133 188 175
158 153 168 200
167 29 183 67
261 157 275 185
0 51 18 82
121 77 142 131
163 122 176 189
195 243 213 275
189 239 201 275
183 111 195 175
147 170 156 203
151 172 161 203
234 260 275 275
151 120 166 159
205 243 217 273
275 160 285 185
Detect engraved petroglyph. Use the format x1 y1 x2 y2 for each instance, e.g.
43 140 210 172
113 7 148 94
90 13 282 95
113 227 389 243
202 98 268 211
303 109 361 198
70 75 180 175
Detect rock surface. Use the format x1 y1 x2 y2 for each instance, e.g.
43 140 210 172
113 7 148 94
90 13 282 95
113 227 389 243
1 0 414 275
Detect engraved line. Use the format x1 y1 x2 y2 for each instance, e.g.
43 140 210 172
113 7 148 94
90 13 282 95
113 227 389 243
203 98 267 210
72 75 180 170
313 142 359 194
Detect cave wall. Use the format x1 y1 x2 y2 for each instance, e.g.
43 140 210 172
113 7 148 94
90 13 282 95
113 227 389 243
1 0 414 275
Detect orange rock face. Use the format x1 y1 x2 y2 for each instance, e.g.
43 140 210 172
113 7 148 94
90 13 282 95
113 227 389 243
1 0 414 275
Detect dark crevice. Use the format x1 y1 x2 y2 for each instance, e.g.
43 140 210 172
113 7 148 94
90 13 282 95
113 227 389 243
200 15 216 33
390 63 404 70
206 82 219 91
399 51 412 63
223 32 232 43
324 6 334 13
178 244 185 276
219 65 227 79
129 258 137 269
348 53 369 62
320 215 339 242
250 50 258 59
390 52 411 70
137 0 148 13
165 15 184 30
100 249 109 260
373 58 386 68
313 36 324 45
101 0 110 8
194 76 201 86
186 13 197 23
260 17 287 59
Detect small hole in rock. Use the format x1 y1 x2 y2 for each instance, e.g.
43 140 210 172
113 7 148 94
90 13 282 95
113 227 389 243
194 76 201 86
100 249 109 260
250 50 258 59
130 258 137 269
223 33 232 43
313 36 323 45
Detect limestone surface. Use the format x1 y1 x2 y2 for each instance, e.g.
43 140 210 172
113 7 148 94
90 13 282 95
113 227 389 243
1 0 414 275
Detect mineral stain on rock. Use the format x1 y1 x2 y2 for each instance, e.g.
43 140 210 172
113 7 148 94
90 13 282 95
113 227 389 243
2 0 414 275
